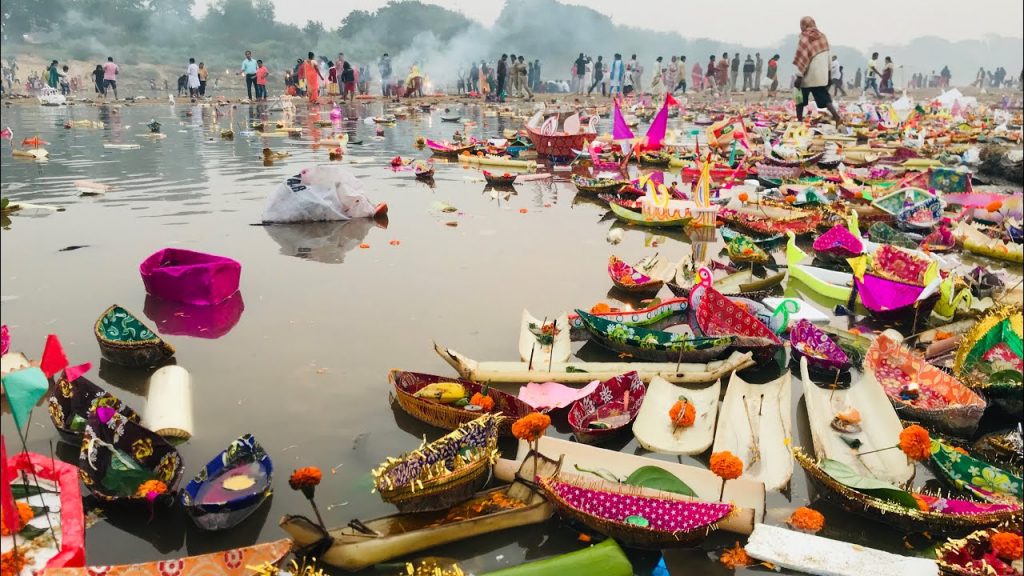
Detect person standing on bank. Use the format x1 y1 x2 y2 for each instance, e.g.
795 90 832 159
792 16 841 124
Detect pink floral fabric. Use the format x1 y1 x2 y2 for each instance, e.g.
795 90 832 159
813 225 864 258
871 245 930 285
917 494 1020 515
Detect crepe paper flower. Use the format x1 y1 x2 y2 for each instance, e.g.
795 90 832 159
737 192 749 203
710 451 744 481
788 506 825 533
1 549 29 575
136 479 168 502
669 399 696 428
911 494 930 512
985 200 1004 213
470 392 495 412
719 541 752 569
590 302 612 314
898 425 932 461
512 413 551 442
991 531 1023 560
0 501 34 536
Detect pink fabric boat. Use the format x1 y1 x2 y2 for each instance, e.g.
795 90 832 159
140 248 241 306
812 225 863 260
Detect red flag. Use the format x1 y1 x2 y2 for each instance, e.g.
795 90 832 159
665 93 680 108
64 362 92 383
0 435 18 534
40 334 68 378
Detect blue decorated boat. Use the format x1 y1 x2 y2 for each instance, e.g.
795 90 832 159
181 434 273 530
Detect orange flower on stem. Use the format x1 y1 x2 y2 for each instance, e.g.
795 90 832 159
719 541 752 569
788 506 825 533
470 392 495 412
290 466 327 531
991 531 1023 560
985 200 1003 213
784 194 797 204
898 425 932 461
669 399 696 428
512 413 551 443
710 451 743 501
136 480 168 502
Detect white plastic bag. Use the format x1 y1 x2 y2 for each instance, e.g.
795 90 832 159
261 165 379 223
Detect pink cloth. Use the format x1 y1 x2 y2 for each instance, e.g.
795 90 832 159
1 324 8 356
140 248 241 306
856 274 925 312
103 62 118 81
813 225 863 258
518 380 600 411
918 493 1019 515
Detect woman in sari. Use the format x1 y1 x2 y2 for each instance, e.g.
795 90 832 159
301 52 322 104
880 56 895 95
692 62 704 93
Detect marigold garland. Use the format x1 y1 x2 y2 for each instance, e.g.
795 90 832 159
991 531 1023 560
470 392 495 412
289 466 323 490
0 501 34 536
136 479 168 500
719 541 752 569
668 399 696 428
898 425 932 461
710 451 743 480
512 413 551 442
788 506 825 533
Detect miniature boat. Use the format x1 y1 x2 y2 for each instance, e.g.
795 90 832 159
872 187 943 231
525 122 596 159
690 270 783 363
954 221 1024 264
1 452 86 574
519 310 571 365
48 371 140 444
721 227 785 249
632 377 720 455
389 370 534 435
972 429 1023 475
440 113 461 122
812 224 864 261
372 414 501 512
800 357 915 485
459 154 537 170
94 304 175 367
608 201 691 228
181 434 272 531
865 333 986 437
139 248 241 306
667 265 785 300
638 151 672 167
566 297 689 338
79 407 184 505
785 232 854 302
45 540 291 576
103 143 141 150
12 148 49 159
413 160 435 180
434 342 755 385
608 254 672 294
575 309 734 363
794 449 1021 533
935 529 1023 576
790 320 851 372
867 221 922 250
928 439 1023 504
495 435 767 524
573 174 627 194
726 233 772 265
712 371 793 492
719 203 823 236
920 225 957 253
953 305 1023 416
425 138 475 158
283 456 557 572
567 371 646 444
745 523 939 576
483 170 517 186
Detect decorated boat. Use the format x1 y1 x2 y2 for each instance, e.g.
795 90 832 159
575 309 733 362
871 187 943 231
690 269 783 363
525 118 597 159
608 201 691 228
483 170 517 186
567 297 689 338
794 449 1021 533
953 305 1023 415
972 429 1023 475
799 357 915 485
282 456 557 572
935 529 1024 576
48 371 140 444
712 371 793 492
849 245 942 330
572 174 627 194
94 305 175 367
667 264 785 300
519 310 571 365
567 371 646 444
434 342 755 385
413 160 435 180
139 248 241 306
867 221 922 250
928 439 1023 504
78 407 184 505
389 370 533 435
920 225 958 253
790 320 851 372
181 434 273 531
865 333 987 437
954 221 1024 264
812 224 864 262
372 414 501 512
425 138 475 158
607 254 672 294
726 234 771 265
721 227 785 249
632 377 720 455
786 232 855 302
537 471 744 549
719 203 823 237
45 540 292 576
638 151 672 167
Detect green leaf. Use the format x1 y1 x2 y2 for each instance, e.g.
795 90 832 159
20 524 49 541
573 464 622 483
29 505 50 517
565 366 588 373
988 369 1023 385
623 466 697 497
11 483 56 499
820 459 919 510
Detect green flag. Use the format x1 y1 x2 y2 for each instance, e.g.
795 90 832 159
2 367 49 431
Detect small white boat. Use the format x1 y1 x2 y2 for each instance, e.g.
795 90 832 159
518 310 571 364
745 523 938 576
712 370 793 492
74 180 112 195
103 143 142 150
632 377 720 455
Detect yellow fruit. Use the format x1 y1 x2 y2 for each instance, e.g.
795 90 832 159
413 382 467 404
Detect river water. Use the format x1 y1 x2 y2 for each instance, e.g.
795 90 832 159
0 100 1012 575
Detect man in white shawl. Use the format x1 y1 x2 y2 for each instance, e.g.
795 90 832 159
186 58 200 98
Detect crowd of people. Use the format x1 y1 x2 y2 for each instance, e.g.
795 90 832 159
454 55 542 101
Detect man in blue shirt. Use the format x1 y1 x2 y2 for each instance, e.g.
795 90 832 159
240 50 258 100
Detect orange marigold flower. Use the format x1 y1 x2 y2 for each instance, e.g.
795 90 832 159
710 451 744 480
911 494 930 512
289 466 323 490
737 192 749 203
1 549 29 575
590 303 611 314
719 541 752 569
0 501 34 536
470 392 495 412
985 200 1003 213
136 479 168 500
898 425 932 461
788 506 825 533
784 194 797 204
669 399 696 428
991 532 1023 561
512 413 551 442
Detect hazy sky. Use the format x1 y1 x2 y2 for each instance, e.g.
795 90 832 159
196 0 1023 49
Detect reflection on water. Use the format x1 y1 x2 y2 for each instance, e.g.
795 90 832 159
262 219 379 264
144 292 245 339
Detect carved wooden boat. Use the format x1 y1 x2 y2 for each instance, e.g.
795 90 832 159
46 540 291 576
94 305 174 368
575 309 733 362
800 357 915 486
181 434 273 531
865 333 986 438
567 371 646 444
632 377 720 455
713 371 793 492
372 414 501 512
434 342 755 385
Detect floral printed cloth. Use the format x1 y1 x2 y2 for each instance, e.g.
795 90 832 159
930 440 1023 504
